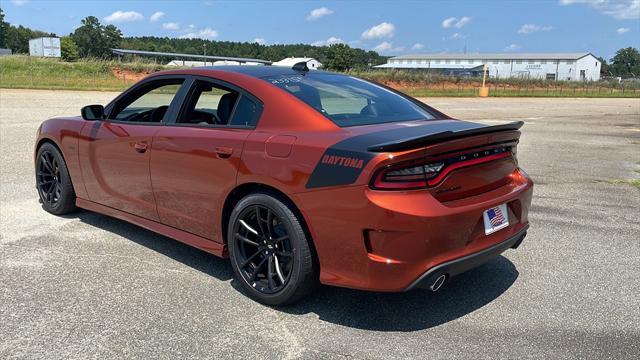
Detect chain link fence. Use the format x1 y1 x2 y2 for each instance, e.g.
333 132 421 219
412 82 640 97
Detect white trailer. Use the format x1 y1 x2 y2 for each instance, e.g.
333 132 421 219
29 37 61 58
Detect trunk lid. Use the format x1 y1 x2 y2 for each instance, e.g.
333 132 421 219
364 120 522 201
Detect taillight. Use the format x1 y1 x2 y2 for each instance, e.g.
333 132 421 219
372 146 513 190
373 161 445 189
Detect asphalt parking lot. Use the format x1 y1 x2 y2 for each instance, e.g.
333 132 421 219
1 89 639 359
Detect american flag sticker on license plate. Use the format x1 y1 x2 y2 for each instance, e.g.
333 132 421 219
483 204 509 235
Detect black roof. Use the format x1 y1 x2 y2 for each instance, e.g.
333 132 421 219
194 65 339 78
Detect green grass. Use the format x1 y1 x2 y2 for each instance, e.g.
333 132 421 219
350 69 640 89
403 88 640 98
608 179 640 189
1 55 639 97
0 55 165 91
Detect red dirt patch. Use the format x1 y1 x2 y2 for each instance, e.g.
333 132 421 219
110 67 152 82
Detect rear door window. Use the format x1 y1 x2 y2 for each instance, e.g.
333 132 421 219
178 79 262 127
229 96 261 127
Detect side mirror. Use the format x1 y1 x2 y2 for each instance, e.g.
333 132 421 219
81 105 104 121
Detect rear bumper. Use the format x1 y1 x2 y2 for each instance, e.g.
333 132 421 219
405 225 528 291
293 168 533 292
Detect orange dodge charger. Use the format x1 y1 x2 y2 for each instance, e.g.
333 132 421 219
35 64 533 305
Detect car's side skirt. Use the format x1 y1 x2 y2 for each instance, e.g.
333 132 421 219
76 198 227 258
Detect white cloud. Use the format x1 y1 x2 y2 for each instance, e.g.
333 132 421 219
442 32 467 40
455 16 472 28
372 41 404 54
306 6 334 21
104 10 144 23
616 27 631 34
150 11 165 22
312 36 344 46
253 38 266 45
162 22 180 30
179 27 219 39
11 0 29 5
362 22 395 39
442 17 457 28
504 44 521 51
412 43 425 50
559 0 640 20
442 16 472 28
518 24 553 34
373 41 393 52
325 36 344 45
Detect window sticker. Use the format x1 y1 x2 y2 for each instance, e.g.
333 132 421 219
270 76 304 85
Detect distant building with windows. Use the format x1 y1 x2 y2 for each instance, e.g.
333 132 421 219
375 53 601 81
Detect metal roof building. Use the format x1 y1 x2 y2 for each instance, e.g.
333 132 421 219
111 48 271 65
375 52 601 81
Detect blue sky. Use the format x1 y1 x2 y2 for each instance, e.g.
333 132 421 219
3 0 639 60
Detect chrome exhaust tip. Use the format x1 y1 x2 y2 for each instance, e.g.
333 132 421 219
429 274 447 292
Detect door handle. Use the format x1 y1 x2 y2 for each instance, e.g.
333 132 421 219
134 142 148 153
215 146 233 159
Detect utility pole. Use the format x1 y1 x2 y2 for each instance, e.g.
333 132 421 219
203 43 207 66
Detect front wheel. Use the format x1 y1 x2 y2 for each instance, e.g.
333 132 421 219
228 193 316 305
35 142 77 215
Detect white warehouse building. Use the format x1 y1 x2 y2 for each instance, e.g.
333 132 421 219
375 53 601 81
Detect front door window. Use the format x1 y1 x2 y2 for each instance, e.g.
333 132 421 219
110 81 184 123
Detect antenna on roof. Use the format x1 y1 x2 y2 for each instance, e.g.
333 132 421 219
292 61 309 73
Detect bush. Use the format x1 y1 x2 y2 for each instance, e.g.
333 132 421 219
60 37 79 62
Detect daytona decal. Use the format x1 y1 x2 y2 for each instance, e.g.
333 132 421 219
321 154 364 169
305 149 374 189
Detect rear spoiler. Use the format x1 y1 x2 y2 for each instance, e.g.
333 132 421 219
367 121 524 152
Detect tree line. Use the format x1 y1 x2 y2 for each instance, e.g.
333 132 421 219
1 8 639 76
0 10 385 71
120 36 385 70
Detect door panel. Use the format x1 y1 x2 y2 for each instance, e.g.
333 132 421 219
150 127 250 241
79 121 159 220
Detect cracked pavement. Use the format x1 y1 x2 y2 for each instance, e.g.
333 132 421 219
1 90 639 359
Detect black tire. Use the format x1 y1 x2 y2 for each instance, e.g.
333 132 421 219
35 142 77 215
228 192 316 305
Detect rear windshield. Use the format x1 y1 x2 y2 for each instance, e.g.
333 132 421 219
263 73 435 127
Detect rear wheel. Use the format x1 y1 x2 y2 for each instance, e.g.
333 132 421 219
228 193 316 305
35 143 76 215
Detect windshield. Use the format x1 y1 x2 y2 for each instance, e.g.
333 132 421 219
263 73 435 127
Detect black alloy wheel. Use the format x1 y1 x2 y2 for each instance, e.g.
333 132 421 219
35 143 76 215
228 193 316 305
233 204 294 294
37 150 62 207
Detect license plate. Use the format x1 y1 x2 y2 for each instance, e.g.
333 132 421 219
483 204 509 235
